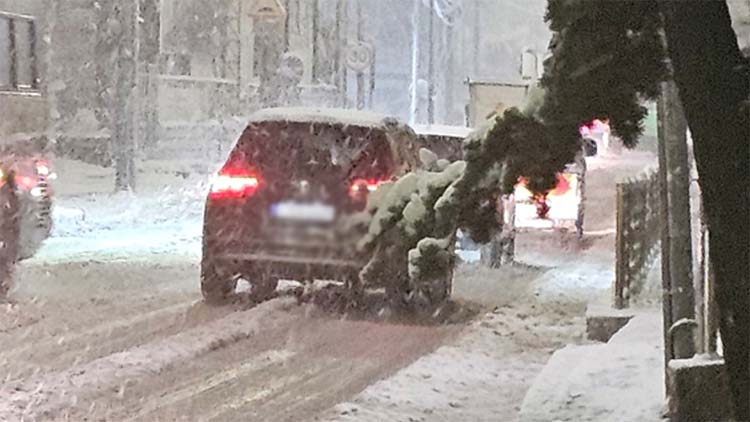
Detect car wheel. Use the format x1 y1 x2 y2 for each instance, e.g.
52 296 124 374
17 198 50 261
344 276 365 309
247 274 278 303
201 258 237 305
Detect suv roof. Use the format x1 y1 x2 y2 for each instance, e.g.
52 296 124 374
247 107 403 130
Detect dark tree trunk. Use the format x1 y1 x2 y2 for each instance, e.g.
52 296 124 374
660 1 750 418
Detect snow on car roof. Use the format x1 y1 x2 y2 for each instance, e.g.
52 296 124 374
412 124 473 139
247 107 402 129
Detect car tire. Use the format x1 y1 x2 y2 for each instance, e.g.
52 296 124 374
201 258 237 305
247 274 278 303
17 200 50 261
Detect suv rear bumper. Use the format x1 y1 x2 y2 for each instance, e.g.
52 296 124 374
212 251 363 281
18 188 53 261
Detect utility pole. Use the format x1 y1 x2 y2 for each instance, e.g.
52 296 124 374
659 79 696 360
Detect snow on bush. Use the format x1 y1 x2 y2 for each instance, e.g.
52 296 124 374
407 236 453 283
358 103 568 304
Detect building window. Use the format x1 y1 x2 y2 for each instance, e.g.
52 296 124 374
0 13 38 91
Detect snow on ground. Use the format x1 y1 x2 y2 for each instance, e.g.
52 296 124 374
39 189 204 263
518 233 615 305
30 158 208 263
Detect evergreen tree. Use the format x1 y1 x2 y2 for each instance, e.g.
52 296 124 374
542 1 749 417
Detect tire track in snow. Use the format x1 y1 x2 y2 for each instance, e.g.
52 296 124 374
0 301 199 382
0 299 294 421
124 349 296 421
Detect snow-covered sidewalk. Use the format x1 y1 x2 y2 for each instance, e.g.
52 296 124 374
519 309 667 422
30 159 208 263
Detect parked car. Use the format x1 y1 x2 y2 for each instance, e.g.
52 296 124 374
0 156 54 260
201 107 421 304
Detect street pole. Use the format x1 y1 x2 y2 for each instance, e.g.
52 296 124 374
427 0 435 124
443 21 455 124
312 0 319 81
335 0 347 107
368 43 376 109
473 0 480 76
409 0 422 125
355 0 365 110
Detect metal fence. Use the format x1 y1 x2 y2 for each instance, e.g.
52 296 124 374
614 170 661 309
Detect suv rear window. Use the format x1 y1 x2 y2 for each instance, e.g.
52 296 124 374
231 121 396 182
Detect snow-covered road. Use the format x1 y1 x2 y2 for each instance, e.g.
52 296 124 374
0 150 658 421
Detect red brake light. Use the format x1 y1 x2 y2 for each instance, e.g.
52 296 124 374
349 179 382 199
210 166 260 199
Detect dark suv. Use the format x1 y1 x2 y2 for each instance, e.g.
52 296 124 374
201 108 420 304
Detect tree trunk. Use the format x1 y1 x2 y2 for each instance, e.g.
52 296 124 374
655 90 674 391
480 195 515 268
660 1 750 418
94 1 138 192
660 80 696 359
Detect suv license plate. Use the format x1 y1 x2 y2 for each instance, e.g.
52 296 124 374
270 201 335 222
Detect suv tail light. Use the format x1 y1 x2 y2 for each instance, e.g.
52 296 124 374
36 160 50 176
209 166 260 199
349 179 383 200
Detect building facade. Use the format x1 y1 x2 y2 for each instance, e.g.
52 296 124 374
6 0 553 164
0 0 48 152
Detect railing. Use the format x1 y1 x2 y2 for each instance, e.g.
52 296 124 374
614 170 661 309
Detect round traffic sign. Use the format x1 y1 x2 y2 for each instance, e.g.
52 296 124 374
345 42 374 73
